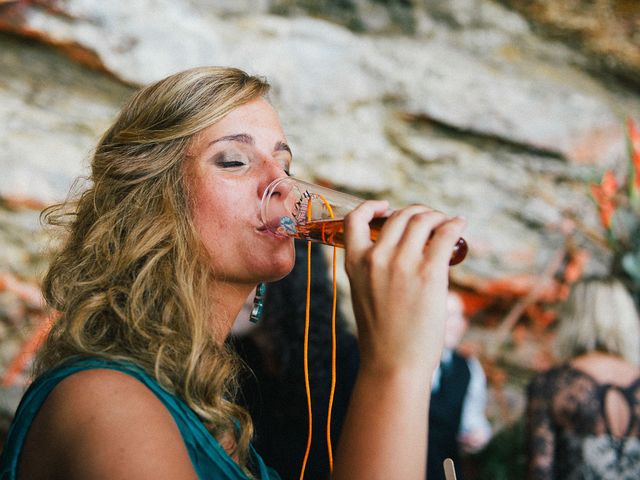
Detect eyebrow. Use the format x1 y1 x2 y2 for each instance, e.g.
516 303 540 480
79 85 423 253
210 133 292 155
210 133 254 146
275 141 292 155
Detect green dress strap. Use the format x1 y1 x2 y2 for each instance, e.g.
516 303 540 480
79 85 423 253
0 357 280 480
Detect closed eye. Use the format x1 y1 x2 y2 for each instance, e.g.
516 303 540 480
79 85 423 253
220 160 246 168
214 152 248 169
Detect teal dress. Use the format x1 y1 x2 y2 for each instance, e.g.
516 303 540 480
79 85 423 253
0 358 280 480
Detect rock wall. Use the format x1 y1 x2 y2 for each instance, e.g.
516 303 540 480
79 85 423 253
0 0 639 429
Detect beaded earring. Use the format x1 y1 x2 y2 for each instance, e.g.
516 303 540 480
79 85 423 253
249 283 266 323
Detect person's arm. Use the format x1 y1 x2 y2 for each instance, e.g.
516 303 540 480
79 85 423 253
18 369 200 480
525 373 555 480
458 356 491 453
332 201 466 480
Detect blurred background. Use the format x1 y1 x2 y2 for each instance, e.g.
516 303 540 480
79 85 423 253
0 0 639 476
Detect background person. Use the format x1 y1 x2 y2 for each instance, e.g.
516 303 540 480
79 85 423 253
427 291 492 480
526 276 640 480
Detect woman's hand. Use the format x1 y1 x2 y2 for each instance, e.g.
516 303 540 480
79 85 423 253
333 201 466 480
344 201 466 375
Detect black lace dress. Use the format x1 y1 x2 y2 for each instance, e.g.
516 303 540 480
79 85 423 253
526 364 640 480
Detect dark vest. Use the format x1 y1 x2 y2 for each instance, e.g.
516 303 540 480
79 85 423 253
426 351 471 480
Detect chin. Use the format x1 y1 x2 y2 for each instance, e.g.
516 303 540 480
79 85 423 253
262 244 295 281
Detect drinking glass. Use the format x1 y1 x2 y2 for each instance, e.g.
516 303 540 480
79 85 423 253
260 177 468 266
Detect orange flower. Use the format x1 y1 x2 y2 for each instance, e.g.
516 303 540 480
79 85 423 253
563 249 589 284
590 170 617 229
628 117 640 191
601 169 618 197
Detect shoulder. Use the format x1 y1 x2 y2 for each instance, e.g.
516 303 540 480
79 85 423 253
19 367 198 480
46 366 171 418
450 350 476 375
571 353 640 386
458 353 481 369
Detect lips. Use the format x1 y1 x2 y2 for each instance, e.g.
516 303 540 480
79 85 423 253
256 217 281 233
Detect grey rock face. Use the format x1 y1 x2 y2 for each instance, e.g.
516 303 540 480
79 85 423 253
0 0 637 324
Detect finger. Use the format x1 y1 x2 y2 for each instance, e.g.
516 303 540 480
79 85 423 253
421 216 467 270
373 205 434 254
394 210 450 261
344 200 389 258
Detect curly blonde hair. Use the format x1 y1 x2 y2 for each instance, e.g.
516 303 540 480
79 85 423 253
36 66 270 470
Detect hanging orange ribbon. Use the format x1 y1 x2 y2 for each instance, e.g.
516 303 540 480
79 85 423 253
299 195 338 479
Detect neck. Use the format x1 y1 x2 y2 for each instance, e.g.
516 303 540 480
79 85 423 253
208 281 256 342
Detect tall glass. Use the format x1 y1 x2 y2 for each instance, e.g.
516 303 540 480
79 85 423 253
260 177 468 266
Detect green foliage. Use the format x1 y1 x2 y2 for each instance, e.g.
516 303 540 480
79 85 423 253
622 250 640 282
590 118 640 307
473 418 527 480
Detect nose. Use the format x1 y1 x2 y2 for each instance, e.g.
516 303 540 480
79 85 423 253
257 157 289 200
259 176 295 229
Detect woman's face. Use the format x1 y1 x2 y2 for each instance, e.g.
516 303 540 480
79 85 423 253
188 97 295 286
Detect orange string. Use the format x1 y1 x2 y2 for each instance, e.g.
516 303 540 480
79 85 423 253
299 195 338 479
299 216 314 480
326 245 337 472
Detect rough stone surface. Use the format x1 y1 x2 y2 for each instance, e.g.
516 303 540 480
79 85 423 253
0 0 639 433
497 0 640 88
0 33 133 204
0 0 638 314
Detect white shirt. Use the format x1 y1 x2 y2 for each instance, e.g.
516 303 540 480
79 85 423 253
431 349 492 451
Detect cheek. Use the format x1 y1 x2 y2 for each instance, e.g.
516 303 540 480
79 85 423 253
188 172 294 279
191 181 238 249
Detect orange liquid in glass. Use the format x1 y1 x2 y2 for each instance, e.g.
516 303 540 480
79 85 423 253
294 217 468 266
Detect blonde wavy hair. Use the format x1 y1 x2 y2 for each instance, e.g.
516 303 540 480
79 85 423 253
36 66 270 471
555 276 640 364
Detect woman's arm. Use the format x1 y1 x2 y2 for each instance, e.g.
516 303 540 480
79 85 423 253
332 201 466 480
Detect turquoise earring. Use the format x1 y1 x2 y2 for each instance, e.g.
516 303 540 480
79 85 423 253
249 283 266 323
